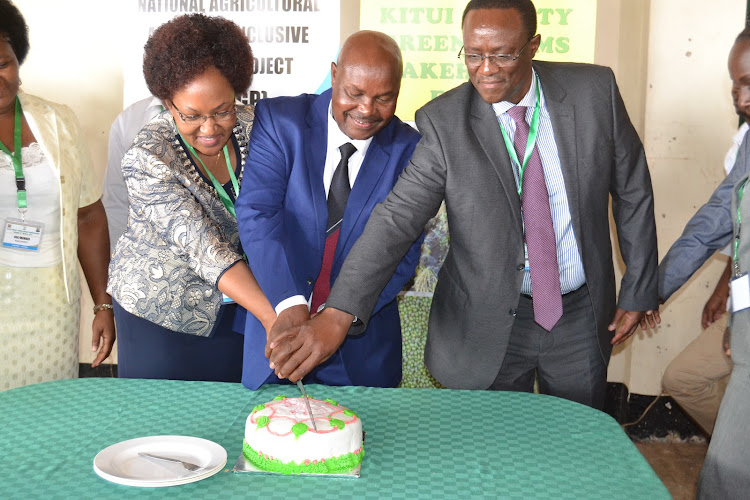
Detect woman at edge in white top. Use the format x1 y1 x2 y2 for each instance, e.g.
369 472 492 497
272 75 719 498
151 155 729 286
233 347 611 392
0 0 114 391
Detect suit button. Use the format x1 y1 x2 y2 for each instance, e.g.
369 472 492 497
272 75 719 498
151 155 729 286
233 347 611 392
509 309 517 316
306 278 313 285
517 264 524 271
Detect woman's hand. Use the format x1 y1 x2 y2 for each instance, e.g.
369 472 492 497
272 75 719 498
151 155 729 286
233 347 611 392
77 199 116 367
91 309 116 367
217 261 276 337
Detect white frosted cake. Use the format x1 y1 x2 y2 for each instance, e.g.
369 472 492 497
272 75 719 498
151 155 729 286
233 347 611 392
242 395 363 474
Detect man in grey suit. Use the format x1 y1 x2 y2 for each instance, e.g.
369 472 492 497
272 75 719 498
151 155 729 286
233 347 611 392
647 28 750 497
266 0 658 410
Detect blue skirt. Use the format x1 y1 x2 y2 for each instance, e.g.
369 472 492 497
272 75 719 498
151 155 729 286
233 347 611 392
113 300 243 382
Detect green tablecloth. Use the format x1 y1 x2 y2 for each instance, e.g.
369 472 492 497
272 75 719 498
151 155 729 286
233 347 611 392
0 378 668 499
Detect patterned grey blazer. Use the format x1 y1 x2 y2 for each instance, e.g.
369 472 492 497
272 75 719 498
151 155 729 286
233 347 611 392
108 105 254 336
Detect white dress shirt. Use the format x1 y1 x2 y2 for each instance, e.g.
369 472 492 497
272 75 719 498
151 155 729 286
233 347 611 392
102 96 164 250
492 71 586 295
275 102 373 314
0 144 61 266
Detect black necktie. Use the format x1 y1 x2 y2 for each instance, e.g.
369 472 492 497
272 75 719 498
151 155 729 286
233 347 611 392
327 142 357 234
311 142 357 313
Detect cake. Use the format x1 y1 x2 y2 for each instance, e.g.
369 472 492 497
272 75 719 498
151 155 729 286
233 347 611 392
243 395 364 474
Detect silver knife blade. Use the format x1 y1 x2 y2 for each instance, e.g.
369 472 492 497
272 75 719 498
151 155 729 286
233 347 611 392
138 452 203 471
296 380 318 432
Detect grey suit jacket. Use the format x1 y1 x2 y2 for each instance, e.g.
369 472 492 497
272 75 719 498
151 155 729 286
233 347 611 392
658 133 750 301
326 61 658 389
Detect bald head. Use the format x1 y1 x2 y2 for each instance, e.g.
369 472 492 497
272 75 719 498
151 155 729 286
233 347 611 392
330 31 403 140
337 30 403 79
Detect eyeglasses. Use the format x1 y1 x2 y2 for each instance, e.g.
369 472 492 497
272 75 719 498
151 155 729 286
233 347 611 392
170 101 237 125
458 37 534 68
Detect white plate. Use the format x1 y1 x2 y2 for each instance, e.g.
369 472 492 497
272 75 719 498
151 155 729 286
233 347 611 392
93 435 227 487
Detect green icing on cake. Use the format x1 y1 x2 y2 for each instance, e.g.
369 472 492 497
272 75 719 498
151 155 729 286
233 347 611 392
272 395 287 401
252 403 266 413
242 440 363 475
291 422 308 439
256 416 270 429
343 409 358 418
324 398 338 406
329 418 345 430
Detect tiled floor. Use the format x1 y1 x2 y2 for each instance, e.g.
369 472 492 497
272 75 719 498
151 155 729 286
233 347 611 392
635 440 708 500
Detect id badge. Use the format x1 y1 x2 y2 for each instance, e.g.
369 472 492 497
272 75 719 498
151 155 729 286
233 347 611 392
731 273 750 313
2 217 45 251
222 293 236 305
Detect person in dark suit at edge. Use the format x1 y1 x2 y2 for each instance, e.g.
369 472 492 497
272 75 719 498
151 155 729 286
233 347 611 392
235 31 423 389
262 0 659 409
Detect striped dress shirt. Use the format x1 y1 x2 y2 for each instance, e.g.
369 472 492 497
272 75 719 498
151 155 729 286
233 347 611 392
492 71 586 295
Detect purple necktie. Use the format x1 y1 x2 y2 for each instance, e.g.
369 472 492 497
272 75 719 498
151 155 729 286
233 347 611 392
507 106 563 331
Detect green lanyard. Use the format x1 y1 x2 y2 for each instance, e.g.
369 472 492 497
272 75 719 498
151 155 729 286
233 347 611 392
0 97 27 211
499 76 541 197
733 178 750 277
178 130 239 218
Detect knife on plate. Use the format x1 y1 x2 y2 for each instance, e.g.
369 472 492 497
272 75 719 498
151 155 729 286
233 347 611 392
296 380 318 432
138 452 203 471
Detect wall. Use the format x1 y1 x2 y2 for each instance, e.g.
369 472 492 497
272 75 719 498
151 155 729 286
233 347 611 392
608 0 745 395
10 0 747 395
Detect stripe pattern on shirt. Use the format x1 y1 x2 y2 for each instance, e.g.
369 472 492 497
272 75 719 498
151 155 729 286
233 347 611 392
492 71 586 295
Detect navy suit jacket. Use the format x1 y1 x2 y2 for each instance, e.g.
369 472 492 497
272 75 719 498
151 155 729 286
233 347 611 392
235 89 422 389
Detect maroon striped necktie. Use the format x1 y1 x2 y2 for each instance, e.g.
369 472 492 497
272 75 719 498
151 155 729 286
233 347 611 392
507 106 562 331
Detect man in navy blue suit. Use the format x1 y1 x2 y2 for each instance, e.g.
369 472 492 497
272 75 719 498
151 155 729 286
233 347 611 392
235 30 423 389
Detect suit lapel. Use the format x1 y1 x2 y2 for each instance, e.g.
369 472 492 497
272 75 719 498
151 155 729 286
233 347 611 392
335 128 391 266
470 90 523 233
534 63 583 253
305 91 331 255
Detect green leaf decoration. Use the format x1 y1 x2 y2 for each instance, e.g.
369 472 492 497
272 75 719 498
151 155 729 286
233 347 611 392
252 403 266 413
256 416 270 429
324 398 338 406
292 422 308 439
343 409 358 418
329 418 345 430
273 395 287 401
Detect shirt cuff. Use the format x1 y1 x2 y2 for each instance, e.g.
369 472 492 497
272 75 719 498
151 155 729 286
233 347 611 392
275 295 309 316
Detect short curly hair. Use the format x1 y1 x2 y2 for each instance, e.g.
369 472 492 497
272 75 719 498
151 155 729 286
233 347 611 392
143 14 253 101
0 0 30 64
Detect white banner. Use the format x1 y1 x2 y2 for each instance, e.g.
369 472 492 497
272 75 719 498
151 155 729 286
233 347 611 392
122 0 340 106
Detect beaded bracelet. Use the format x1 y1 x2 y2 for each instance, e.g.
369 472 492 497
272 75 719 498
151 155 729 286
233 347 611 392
93 303 114 314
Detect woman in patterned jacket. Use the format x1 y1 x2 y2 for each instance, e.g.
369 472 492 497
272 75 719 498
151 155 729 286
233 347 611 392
108 14 275 381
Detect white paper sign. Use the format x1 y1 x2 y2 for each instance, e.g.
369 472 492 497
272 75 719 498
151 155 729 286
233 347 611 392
121 0 340 108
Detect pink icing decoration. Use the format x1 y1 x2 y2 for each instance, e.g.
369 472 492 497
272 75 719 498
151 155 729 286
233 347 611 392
249 397 358 437
304 460 310 465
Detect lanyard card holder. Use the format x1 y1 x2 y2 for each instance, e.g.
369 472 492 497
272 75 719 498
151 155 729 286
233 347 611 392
731 273 750 313
2 217 45 252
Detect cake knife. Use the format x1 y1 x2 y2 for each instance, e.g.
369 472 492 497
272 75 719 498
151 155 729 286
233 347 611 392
296 380 319 432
